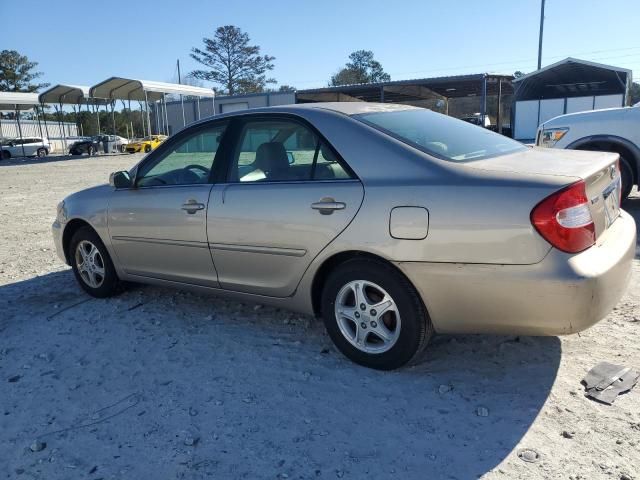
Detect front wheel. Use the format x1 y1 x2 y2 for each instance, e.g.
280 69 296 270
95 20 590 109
69 226 121 298
321 258 433 370
88 146 95 156
120 144 126 153
37 148 47 158
144 145 151 153
1 150 10 160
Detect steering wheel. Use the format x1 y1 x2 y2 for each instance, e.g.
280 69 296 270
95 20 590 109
184 164 210 176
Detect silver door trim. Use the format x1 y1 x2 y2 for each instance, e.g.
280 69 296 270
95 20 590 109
209 243 307 257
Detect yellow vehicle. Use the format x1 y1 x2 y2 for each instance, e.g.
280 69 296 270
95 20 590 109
125 135 167 154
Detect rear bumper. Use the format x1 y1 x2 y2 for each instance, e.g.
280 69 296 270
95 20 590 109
396 210 636 336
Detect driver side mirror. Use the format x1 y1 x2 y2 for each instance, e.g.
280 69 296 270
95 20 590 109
109 170 132 189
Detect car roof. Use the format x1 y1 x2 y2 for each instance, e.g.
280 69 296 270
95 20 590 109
287 102 418 115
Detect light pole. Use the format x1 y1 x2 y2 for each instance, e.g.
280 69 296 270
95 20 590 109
537 0 546 70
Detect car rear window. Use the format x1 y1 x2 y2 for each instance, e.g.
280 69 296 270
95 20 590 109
353 109 526 162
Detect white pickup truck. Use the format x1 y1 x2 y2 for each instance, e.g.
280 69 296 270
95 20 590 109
536 105 640 200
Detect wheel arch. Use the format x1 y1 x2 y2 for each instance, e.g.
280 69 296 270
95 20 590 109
62 218 98 264
566 135 640 185
310 250 418 318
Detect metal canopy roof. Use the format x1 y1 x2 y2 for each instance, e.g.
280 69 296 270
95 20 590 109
89 77 215 102
297 74 514 103
513 57 632 101
39 84 108 105
0 92 40 111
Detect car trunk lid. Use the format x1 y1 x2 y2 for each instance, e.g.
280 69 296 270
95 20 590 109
462 147 621 240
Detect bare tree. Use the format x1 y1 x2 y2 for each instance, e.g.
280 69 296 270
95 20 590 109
190 26 276 95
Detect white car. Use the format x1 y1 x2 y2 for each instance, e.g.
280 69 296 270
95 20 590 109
536 105 640 200
1 137 50 159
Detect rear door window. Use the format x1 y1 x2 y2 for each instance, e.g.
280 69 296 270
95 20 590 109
230 118 352 182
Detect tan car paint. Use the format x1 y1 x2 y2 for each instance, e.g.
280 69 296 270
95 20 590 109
52 102 636 337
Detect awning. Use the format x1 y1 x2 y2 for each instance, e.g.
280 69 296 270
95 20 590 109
0 92 40 111
39 84 109 105
89 77 215 102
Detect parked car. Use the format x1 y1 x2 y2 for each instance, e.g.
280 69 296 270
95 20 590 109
124 135 167 153
69 136 101 156
1 136 50 159
52 103 635 370
70 135 129 155
536 104 640 200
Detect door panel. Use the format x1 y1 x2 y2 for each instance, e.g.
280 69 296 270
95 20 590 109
207 181 364 297
108 185 218 286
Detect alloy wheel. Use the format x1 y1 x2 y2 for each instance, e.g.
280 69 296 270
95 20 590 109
75 240 105 288
334 280 401 354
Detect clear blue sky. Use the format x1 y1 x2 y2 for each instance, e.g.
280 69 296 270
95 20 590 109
3 0 639 91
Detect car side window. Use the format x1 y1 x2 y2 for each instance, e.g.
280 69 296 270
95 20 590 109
136 124 227 187
230 119 352 182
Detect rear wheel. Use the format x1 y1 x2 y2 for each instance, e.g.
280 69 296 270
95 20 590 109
320 258 433 370
120 144 126 153
1 150 10 160
37 148 47 158
88 146 95 156
69 226 121 298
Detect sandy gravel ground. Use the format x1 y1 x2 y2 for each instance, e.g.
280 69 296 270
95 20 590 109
1 153 639 480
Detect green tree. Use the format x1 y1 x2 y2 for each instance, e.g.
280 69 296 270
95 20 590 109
330 50 390 86
278 85 296 92
513 70 526 79
190 25 276 95
0 50 49 92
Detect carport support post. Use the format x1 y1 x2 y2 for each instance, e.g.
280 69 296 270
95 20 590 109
110 100 116 135
34 105 44 141
40 103 51 144
196 96 201 120
144 91 152 137
497 79 503 134
55 104 68 153
481 75 488 127
15 108 27 158
163 94 170 136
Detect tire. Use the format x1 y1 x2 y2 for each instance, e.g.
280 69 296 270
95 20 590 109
37 148 47 158
619 157 633 202
144 145 151 153
120 144 126 153
1 150 10 160
88 146 95 156
320 258 433 370
69 226 121 298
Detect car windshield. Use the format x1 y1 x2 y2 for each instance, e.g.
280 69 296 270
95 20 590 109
353 108 526 162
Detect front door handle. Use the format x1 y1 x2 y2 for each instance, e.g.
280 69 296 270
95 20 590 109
311 198 346 215
182 199 205 214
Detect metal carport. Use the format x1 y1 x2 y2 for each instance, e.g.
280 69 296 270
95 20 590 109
512 58 633 140
38 84 109 152
89 78 215 137
296 74 514 134
0 92 41 158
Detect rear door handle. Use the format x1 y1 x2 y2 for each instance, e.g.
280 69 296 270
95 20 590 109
182 199 205 214
311 198 346 215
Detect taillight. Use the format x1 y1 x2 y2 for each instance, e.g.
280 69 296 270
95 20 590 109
531 180 595 253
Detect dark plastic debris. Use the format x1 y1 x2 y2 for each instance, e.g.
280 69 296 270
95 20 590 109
582 362 639 405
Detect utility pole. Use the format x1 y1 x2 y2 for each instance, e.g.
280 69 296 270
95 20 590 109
537 0 546 70
177 59 186 128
